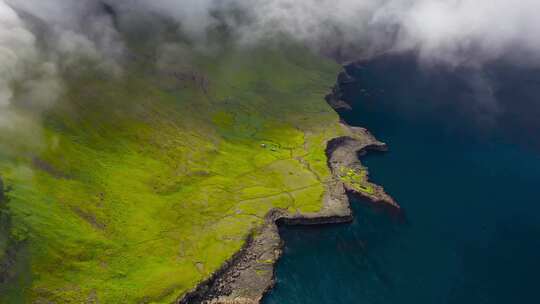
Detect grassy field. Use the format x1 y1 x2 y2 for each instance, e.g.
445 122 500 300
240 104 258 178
338 166 375 194
0 34 348 303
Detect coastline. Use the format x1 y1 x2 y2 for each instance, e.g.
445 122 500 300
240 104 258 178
177 68 400 304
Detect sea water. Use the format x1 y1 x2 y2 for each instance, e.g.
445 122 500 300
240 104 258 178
264 55 540 304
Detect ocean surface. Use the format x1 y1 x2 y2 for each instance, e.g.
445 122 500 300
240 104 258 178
264 55 540 304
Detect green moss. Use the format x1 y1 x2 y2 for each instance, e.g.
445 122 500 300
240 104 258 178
338 166 375 194
0 37 348 303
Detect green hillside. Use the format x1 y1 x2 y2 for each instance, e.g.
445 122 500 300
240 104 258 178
0 34 348 303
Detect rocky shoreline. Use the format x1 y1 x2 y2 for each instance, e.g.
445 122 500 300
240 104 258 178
177 68 400 304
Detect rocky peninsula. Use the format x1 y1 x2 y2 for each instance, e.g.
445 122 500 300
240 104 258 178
178 70 400 304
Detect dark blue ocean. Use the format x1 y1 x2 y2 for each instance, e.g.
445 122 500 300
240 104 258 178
264 55 540 304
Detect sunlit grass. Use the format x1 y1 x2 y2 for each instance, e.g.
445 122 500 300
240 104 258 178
338 166 375 194
0 40 347 303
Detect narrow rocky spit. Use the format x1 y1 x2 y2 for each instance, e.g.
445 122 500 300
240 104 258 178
178 69 400 304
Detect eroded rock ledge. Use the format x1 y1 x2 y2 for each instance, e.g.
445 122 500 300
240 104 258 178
178 70 399 304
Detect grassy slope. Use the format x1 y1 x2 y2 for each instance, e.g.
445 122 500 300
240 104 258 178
0 40 347 303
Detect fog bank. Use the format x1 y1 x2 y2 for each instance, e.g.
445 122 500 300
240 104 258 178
1 0 539 131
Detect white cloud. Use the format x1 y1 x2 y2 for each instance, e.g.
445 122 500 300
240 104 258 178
0 0 36 107
385 0 540 66
113 0 540 66
0 0 539 131
0 0 125 132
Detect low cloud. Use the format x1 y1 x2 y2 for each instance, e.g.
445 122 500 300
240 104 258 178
8 0 124 72
0 0 123 135
0 0 59 130
0 0 539 133
116 0 540 66
384 0 540 67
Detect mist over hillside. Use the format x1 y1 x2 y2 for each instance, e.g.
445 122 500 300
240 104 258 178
1 1 539 302
1 0 539 133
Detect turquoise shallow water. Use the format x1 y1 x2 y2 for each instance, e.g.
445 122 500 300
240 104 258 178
264 55 540 304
